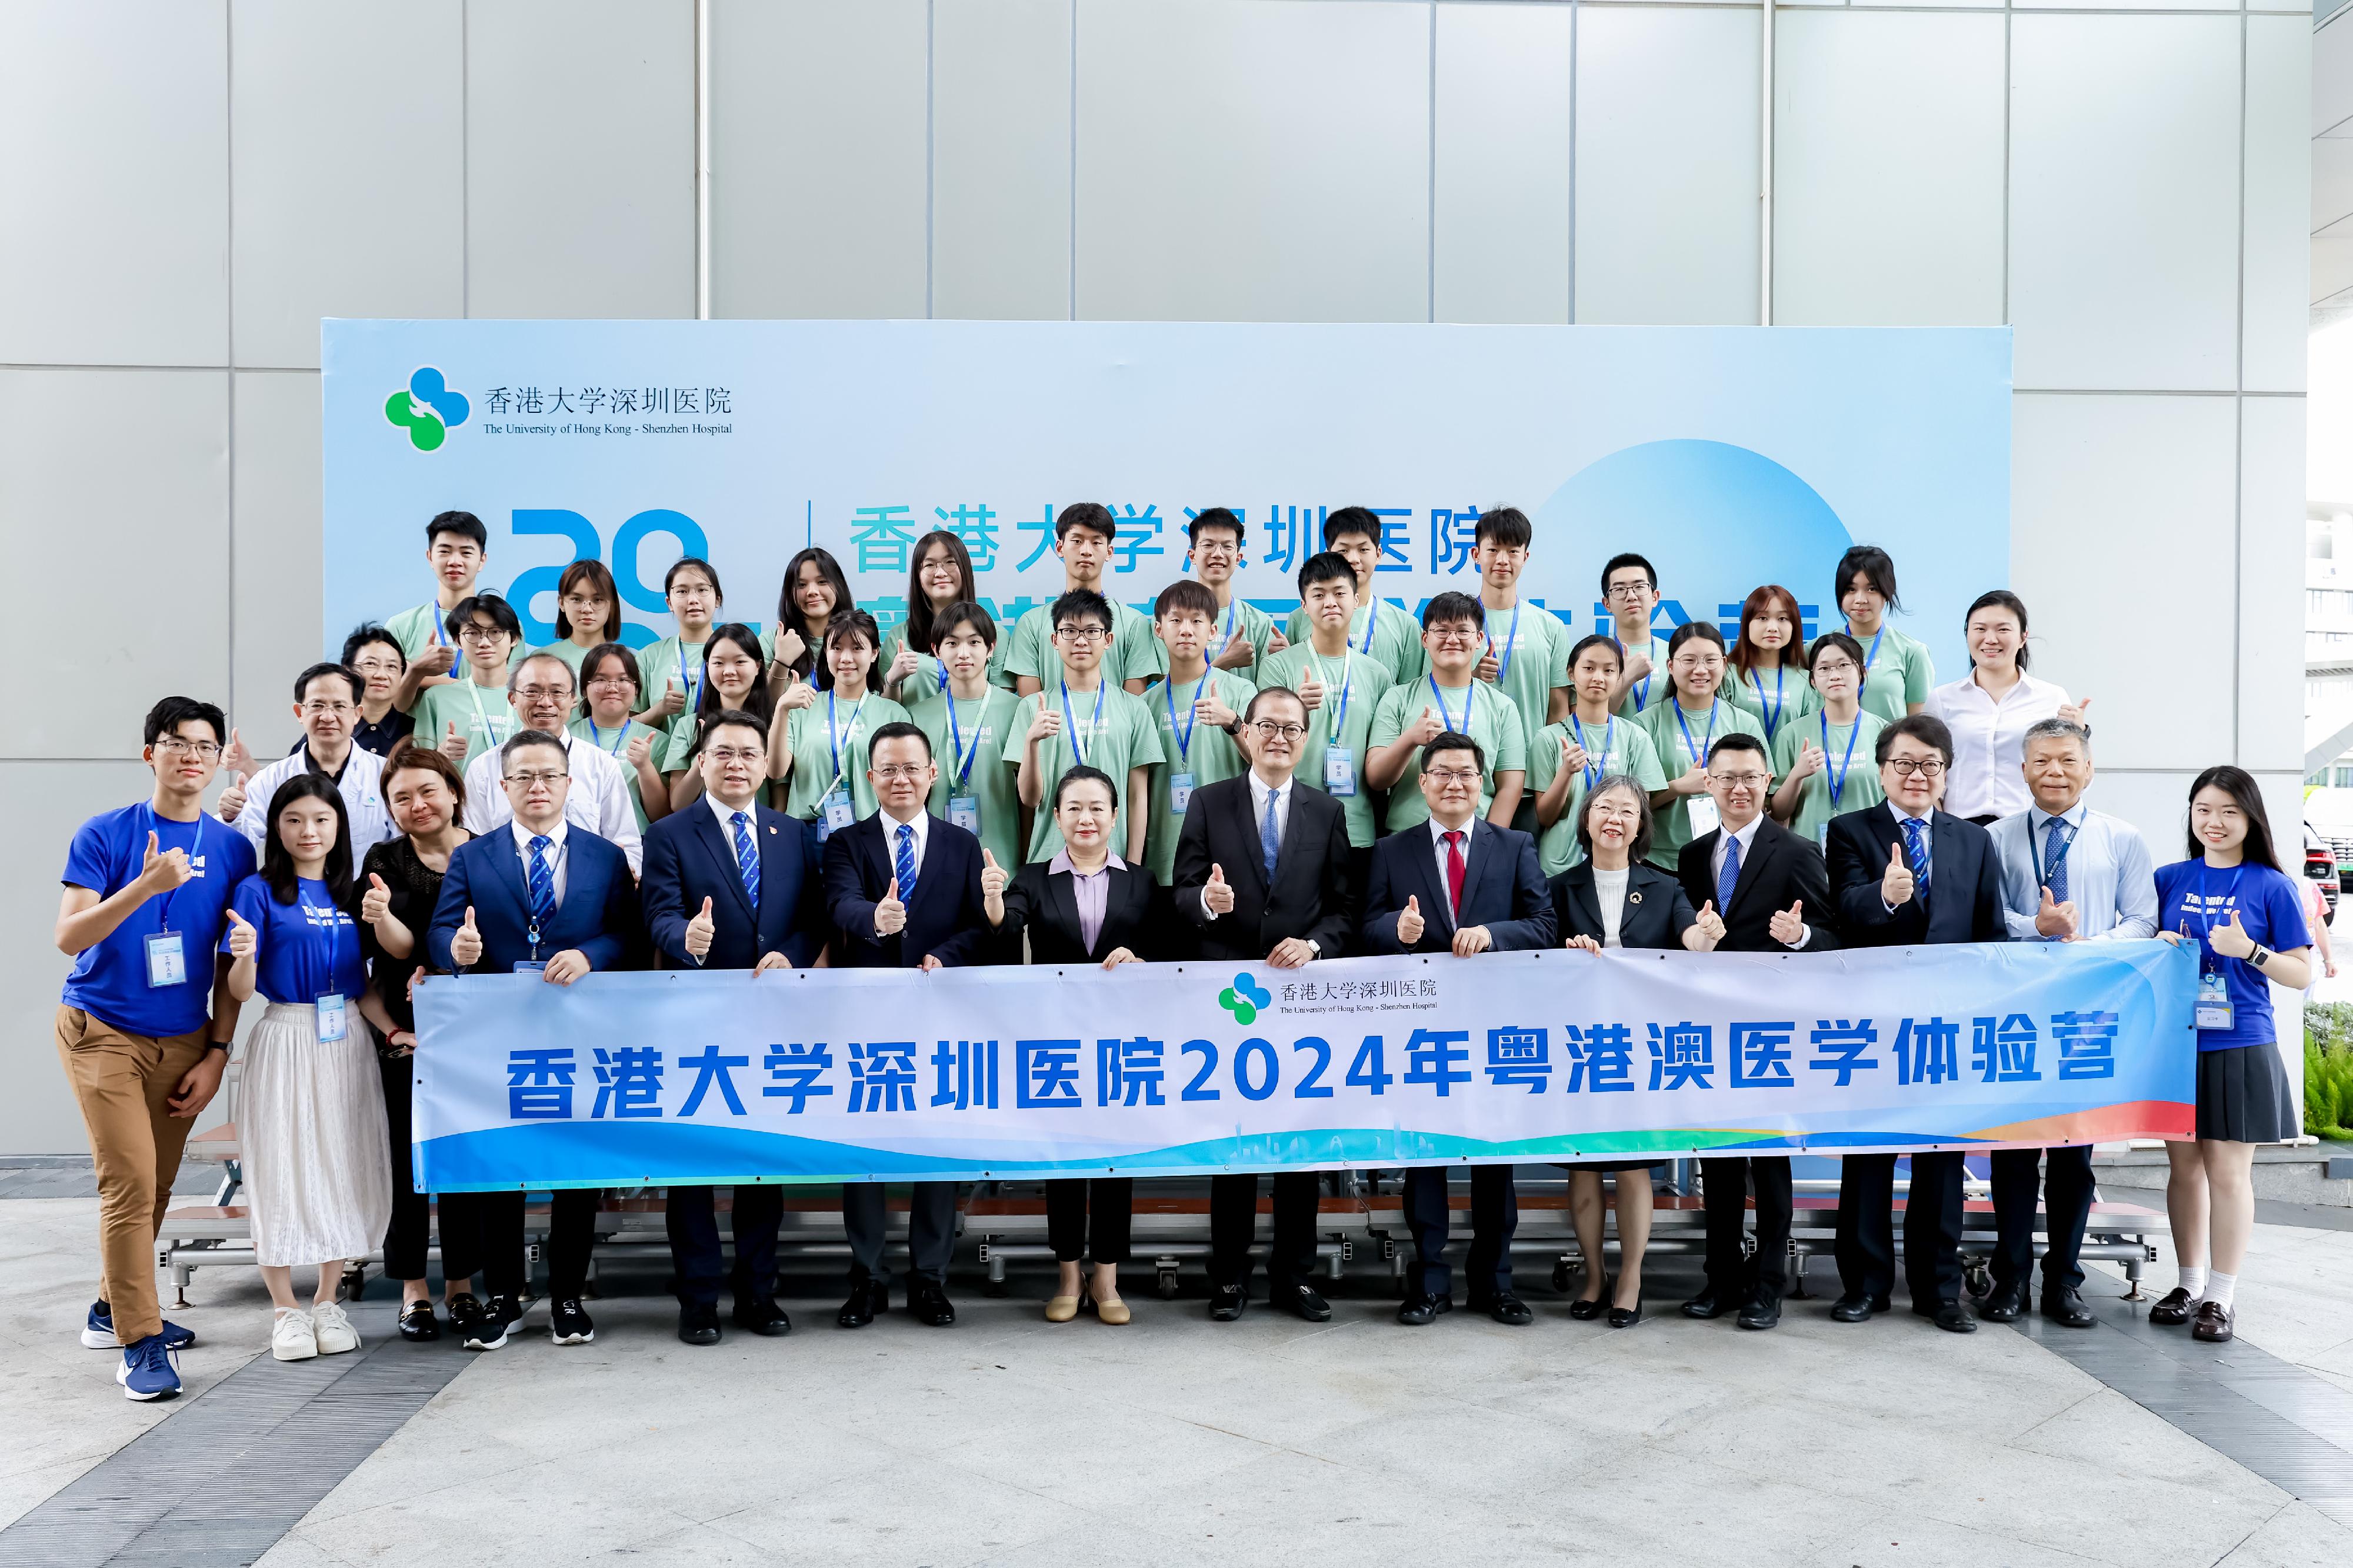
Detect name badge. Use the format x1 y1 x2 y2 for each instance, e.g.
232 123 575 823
144 931 186 989
1169 772 1196 815
1688 795 1722 837
315 992 348 1043
948 795 979 835
1324 745 1357 797
2194 969 2234 1031
512 960 548 975
821 788 855 840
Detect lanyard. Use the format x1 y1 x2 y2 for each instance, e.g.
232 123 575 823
1489 599 1523 686
1568 714 1612 793
1752 666 1785 739
936 658 949 694
1617 635 1652 710
2193 861 2244 964
1673 701 1719 768
143 806 204 932
1821 712 1862 812
1849 623 1887 680
1427 676 1475 736
946 694 988 790
463 678 500 745
297 879 355 982
825 690 870 791
1358 598 1379 655
1165 675 1202 766
1317 651 1354 734
679 640 706 710
425 603 448 647
2029 812 2079 889
518 833 566 943
1224 602 1238 645
586 718 629 755
1061 678 1107 767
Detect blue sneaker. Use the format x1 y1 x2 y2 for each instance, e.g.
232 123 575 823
81 1302 195 1352
116 1333 180 1402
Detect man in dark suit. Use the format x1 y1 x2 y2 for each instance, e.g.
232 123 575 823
820 720 992 1329
1171 686 1355 1322
428 728 640 1352
641 709 829 1346
1362 729 1555 1326
1824 713 2008 1335
1674 732 1838 1332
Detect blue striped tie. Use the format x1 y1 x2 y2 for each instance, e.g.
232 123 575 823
894 822 918 908
2043 817 2070 905
732 810 760 911
1901 816 1932 909
526 835 556 928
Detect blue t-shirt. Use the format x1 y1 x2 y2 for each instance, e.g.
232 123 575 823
60 804 257 1038
221 876 367 1007
2153 858 2312 1052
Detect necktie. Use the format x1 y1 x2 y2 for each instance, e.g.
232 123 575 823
1261 788 1281 883
732 810 761 910
1716 832 1742 913
894 821 919 908
1901 816 1932 908
1442 829 1466 918
2044 816 2071 905
526 835 556 929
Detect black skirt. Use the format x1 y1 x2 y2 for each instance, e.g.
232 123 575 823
1557 1160 1668 1174
2194 1042 2297 1144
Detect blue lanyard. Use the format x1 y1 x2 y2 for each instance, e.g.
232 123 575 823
143 805 204 932
1224 602 1238 644
2030 812 2078 888
946 694 986 790
935 659 949 693
1673 701 1719 768
2192 861 2245 962
1849 623 1887 681
679 641 705 710
1489 599 1523 686
1617 636 1652 710
1427 675 1474 736
1358 599 1379 655
586 718 628 755
1821 712 1862 812
1318 652 1354 735
1061 678 1107 767
425 604 447 647
1165 675 1202 765
825 690 869 786
1751 666 1785 739
1568 714 1612 792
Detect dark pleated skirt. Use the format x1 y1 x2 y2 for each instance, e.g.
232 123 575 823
2194 1042 2297 1144
1556 1160 1668 1173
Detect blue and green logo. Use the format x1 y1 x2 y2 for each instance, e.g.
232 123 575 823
385 367 470 451
1218 972 1271 1026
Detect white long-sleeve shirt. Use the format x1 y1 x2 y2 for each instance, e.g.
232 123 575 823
1923 670 2069 820
1987 801 2158 942
463 732 642 876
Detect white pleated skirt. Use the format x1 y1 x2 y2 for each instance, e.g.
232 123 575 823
242 1002 394 1269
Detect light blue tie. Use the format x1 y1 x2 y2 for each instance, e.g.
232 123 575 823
894 821 918 908
1715 832 1741 912
1261 788 1281 882
1901 816 1932 909
732 810 760 911
2043 816 2071 906
526 835 556 929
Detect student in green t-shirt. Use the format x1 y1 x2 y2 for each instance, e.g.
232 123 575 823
409 593 521 768
1527 634 1671 876
767 545 856 691
568 641 670 830
1185 507 1287 678
908 600 1025 873
1770 630 1889 848
1366 591 1527 831
1281 505 1420 684
386 510 511 713
536 558 627 678
882 531 1014 705
1599 551 1678 722
1834 543 1935 722
1258 552 1395 880
659 623 789 812
634 556 731 754
1723 582 1816 750
1142 579 1258 886
1004 505 1159 696
1006 589 1164 863
1463 508 1571 829
1638 621 1769 870
773 612 911 836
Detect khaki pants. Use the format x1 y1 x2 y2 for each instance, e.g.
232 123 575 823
54 1006 210 1344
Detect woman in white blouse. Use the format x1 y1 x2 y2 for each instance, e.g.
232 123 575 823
1923 590 2088 823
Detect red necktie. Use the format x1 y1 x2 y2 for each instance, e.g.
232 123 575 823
1442 829 1466 918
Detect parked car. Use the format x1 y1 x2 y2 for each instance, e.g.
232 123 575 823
2305 823 2339 922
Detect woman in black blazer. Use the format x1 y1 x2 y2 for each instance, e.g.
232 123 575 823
984 766 1159 1326
1547 776 1726 1327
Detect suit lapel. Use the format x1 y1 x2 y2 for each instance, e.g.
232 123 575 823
1046 866 1086 958
695 804 757 922
1724 824 1769 920
492 832 531 923
1564 863 1604 938
1457 820 1494 920
1234 782 1271 894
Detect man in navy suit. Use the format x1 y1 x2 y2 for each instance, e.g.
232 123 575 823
641 709 829 1346
821 721 992 1329
428 729 640 1352
1824 714 2008 1335
1360 730 1555 1327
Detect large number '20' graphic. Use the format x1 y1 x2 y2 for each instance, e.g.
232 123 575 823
503 508 706 650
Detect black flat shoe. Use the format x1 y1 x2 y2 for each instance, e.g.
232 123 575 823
1981 1282 2027 1323
397 1301 441 1342
1736 1296 1781 1330
2039 1289 2096 1329
677 1305 721 1346
1829 1293 1890 1323
734 1296 792 1336
907 1280 956 1327
1208 1284 1246 1322
1570 1274 1613 1322
1607 1292 1644 1329
837 1278 884 1329
1395 1292 1448 1326
1679 1288 1732 1320
1275 1286 1332 1323
2148 1287 2194 1326
1917 1299 1977 1334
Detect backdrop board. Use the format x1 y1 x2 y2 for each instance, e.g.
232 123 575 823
322 321 2011 672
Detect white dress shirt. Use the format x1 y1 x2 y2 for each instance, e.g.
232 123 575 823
1923 669 2070 821
1708 812 1811 949
876 803 929 880
706 792 761 842
1987 799 2159 941
1201 771 1293 922
231 743 394 853
464 731 642 875
508 816 570 908
1427 813 1478 916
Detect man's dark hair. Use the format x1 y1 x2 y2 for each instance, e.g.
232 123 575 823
1474 507 1532 551
1185 506 1244 546
1321 506 1384 547
1877 713 1955 768
1154 579 1218 621
1297 551 1357 595
499 728 569 772
1051 588 1113 633
1705 733 1767 766
341 623 405 670
867 719 934 760
700 706 771 746
145 696 225 748
1243 686 1307 726
1421 591 1486 633
425 510 488 550
1424 730 1486 774
1601 552 1657 596
292 661 362 705
1054 502 1118 543
445 592 522 643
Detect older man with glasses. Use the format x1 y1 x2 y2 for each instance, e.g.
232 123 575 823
217 662 395 852
456 650 642 875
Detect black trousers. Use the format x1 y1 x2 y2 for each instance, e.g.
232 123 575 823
1208 1171 1319 1292
378 1053 491 1286
1402 1165 1518 1300
665 1185 785 1309
1990 1145 2095 1296
470 1187 599 1299
1045 1179 1132 1263
1699 1156 1793 1305
1835 1152 1965 1306
842 1181 958 1285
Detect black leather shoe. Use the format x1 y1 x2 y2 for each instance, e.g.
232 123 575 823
1208 1284 1247 1322
1679 1288 1732 1320
836 1277 884 1329
734 1296 792 1336
398 1300 441 1342
1607 1292 1644 1329
1274 1286 1332 1323
2148 1286 2194 1326
907 1279 956 1327
1829 1293 1890 1323
1395 1292 1449 1326
1736 1296 1781 1330
1981 1281 2027 1323
678 1305 721 1346
2039 1288 2095 1329
1481 1292 1534 1326
1917 1299 1977 1334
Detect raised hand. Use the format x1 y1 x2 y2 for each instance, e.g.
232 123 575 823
214 774 247 823
2058 695 2092 729
1406 705 1444 747
779 680 819 712
1194 690 1239 730
1673 760 1708 797
2209 907 2257 959
138 830 194 894
360 872 392 926
2035 885 2079 940
874 877 907 937
221 727 255 781
1295 668 1327 711
1026 703 1063 742
1558 736 1588 778
772 628 808 670
980 848 1008 901
625 729 656 768
451 904 482 967
1396 893 1425 946
1789 742 1826 782
1474 644 1501 683
1264 625 1288 655
885 643 923 688
647 678 687 720
685 895 715 959
1768 898 1806 947
1694 899 1727 946
1212 624 1256 670
1203 863 1235 916
438 720 470 765
414 642 458 678
1881 839 1915 907
224 906 257 962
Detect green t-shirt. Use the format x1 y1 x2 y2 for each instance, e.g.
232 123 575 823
385 598 524 672
777 690 913 823
1143 668 1259 885
1525 713 1670 876
1848 623 1935 723
1003 599 1163 690
1284 599 1422 686
1721 662 1818 753
910 686 1026 873
568 714 659 829
1369 679 1528 832
534 640 599 678
1771 708 1889 849
1611 634 1678 721
1638 697 1771 870
1002 683 1165 862
411 677 515 760
1206 596 1285 674
1399 598 1569 764
882 630 1015 709
1256 645 1395 848
632 633 715 760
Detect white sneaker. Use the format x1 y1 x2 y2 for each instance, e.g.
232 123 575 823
311 1300 360 1355
271 1308 318 1362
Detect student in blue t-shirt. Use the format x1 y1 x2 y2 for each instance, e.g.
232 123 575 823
54 696 258 1402
2147 765 2314 1346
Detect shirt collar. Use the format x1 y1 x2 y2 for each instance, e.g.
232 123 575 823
1428 815 1477 845
510 816 568 853
878 804 927 839
1886 800 1931 830
1722 812 1764 853
2031 799 2088 833
1249 770 1289 806
304 744 353 784
707 793 759 835
1048 848 1125 878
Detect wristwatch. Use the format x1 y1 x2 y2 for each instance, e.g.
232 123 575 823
1305 939 1321 958
2250 945 2269 969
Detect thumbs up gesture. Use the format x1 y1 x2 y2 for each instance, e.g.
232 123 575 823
1768 898 1806 948
2209 906 2257 959
685 895 715 959
224 906 257 961
1881 838 1915 907
1693 898 1727 946
1295 667 1327 711
214 729 252 822
221 727 255 780
1203 863 1235 916
451 904 482 967
2035 885 2079 940
138 829 194 894
2058 695 2092 729
1396 893 1425 946
874 876 908 937
980 848 1008 900
438 720 470 766
360 872 392 926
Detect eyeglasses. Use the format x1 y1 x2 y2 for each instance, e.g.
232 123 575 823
300 701 355 718
1711 771 1771 788
457 626 508 645
1055 625 1108 643
705 746 764 765
586 673 635 690
504 769 568 786
516 685 575 702
1811 660 1858 677
1887 756 1946 777
1425 767 1482 784
351 658 402 678
154 736 222 760
1428 629 1479 646
1249 721 1306 740
1605 582 1654 600
871 764 929 780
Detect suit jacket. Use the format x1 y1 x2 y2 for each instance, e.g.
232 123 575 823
1676 817 1840 953
1361 818 1555 955
641 801 828 970
1825 803 2007 946
1171 774 1355 962
821 811 992 970
1550 860 1696 950
427 826 640 975
999 859 1162 965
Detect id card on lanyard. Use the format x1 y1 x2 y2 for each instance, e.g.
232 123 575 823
2192 863 2244 1030
142 807 199 988
1321 653 1356 796
1818 712 1863 849
945 695 985 835
1675 703 1722 836
1165 677 1201 815
819 692 866 841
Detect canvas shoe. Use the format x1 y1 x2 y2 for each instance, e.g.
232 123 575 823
311 1300 361 1355
271 1308 318 1362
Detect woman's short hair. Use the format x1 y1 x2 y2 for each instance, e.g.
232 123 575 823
1054 763 1119 812
1574 775 1655 864
381 737 467 815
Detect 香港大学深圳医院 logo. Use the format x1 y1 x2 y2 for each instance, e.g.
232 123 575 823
1218 972 1271 1026
384 367 471 451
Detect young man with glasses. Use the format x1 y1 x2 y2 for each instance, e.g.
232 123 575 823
408 593 523 766
341 626 416 757
458 651 643 876
1006 590 1162 864
1601 553 1676 719
216 663 394 853
1004 503 1159 697
1824 714 2007 1335
1367 592 1527 833
56 697 257 1399
1143 579 1258 889
1257 552 1395 893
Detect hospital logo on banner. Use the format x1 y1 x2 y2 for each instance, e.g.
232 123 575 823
383 366 471 452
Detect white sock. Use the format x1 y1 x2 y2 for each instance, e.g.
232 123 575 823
2178 1265 2207 1297
2204 1271 2237 1309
